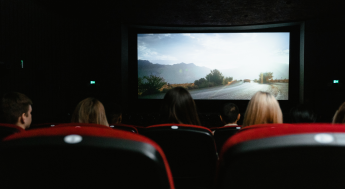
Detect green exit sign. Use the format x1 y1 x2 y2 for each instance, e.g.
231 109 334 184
90 81 95 84
333 80 339 83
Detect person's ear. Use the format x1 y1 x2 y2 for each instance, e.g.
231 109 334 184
119 114 122 123
20 113 26 124
220 115 223 122
237 113 241 121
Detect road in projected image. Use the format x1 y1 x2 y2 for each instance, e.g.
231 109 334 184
139 81 288 100
137 32 289 100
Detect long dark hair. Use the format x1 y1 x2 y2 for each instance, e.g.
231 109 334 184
162 87 201 125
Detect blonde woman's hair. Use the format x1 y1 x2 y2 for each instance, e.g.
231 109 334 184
332 102 345 123
71 97 109 126
242 91 283 127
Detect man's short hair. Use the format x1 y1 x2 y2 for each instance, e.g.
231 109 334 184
221 103 239 124
1 92 32 124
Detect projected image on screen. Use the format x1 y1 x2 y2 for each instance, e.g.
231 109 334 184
138 33 289 100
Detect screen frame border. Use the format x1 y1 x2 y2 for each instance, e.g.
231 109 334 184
121 22 304 114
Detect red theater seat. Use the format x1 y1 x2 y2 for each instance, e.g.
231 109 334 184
0 127 174 189
0 123 24 140
217 123 345 189
133 125 147 133
142 123 217 189
211 126 241 152
239 123 294 131
54 122 109 128
109 123 139 133
29 123 63 129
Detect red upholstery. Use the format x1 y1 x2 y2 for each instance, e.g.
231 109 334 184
5 126 157 149
294 122 342 126
0 123 25 140
3 126 174 189
211 126 241 153
143 123 216 189
240 123 341 131
217 123 345 189
54 122 109 128
239 123 293 131
222 123 345 155
148 123 212 133
0 123 25 131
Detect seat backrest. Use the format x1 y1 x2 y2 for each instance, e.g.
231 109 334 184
0 123 24 140
217 123 345 189
54 122 109 128
213 126 241 152
142 123 217 189
133 125 147 133
109 123 138 133
239 123 293 131
0 127 174 189
29 123 62 129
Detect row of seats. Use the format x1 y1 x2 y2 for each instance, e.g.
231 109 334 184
0 123 220 189
121 113 224 127
30 122 240 153
0 126 174 189
1 123 345 188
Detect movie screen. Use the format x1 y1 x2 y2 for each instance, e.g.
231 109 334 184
138 33 289 100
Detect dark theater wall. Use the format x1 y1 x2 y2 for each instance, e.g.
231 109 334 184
0 0 121 123
304 16 345 122
1 0 344 123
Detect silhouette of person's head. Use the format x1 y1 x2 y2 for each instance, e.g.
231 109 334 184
242 91 282 127
109 103 122 124
290 104 316 123
220 103 240 125
71 97 109 126
1 92 33 129
162 87 200 125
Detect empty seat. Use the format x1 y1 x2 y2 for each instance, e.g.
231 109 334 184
212 126 241 152
0 127 174 189
142 124 217 189
0 123 24 140
217 123 345 189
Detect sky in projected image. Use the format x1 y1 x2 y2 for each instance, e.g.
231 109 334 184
138 33 289 71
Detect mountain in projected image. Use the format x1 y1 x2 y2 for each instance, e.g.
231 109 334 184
138 60 211 84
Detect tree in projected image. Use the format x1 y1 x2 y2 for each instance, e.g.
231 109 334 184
223 77 233 85
206 69 224 85
194 78 208 88
138 77 144 95
259 72 274 83
138 75 167 95
194 69 234 88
